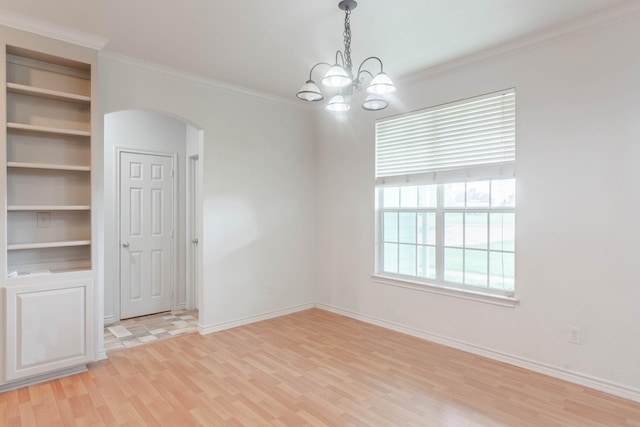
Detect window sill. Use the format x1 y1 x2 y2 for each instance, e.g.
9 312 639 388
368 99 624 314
371 274 519 308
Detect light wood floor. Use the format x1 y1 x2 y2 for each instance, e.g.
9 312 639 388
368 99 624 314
1 309 639 426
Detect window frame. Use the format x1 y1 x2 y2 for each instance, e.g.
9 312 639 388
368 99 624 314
375 180 515 302
373 89 518 307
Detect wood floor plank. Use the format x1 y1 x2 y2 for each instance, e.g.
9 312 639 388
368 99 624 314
2 308 640 426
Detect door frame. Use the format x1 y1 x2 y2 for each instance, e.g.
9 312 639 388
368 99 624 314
115 147 178 320
186 154 200 310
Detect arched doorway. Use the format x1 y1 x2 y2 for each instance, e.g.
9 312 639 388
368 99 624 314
101 110 203 350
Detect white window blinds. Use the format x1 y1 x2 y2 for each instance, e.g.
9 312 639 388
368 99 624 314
375 89 515 185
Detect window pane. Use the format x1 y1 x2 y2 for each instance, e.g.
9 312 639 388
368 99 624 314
491 179 516 207
382 187 400 208
383 212 398 242
466 181 490 207
383 243 398 273
417 212 436 245
400 186 418 208
444 248 463 283
465 249 488 286
444 213 463 247
418 185 437 208
465 213 488 249
444 183 465 207
490 213 515 251
399 212 416 244
399 244 416 276
417 246 436 279
490 252 515 291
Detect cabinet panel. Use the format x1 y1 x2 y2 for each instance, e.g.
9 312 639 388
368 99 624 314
4 280 90 381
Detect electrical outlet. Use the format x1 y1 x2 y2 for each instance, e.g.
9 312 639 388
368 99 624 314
569 326 582 344
37 212 50 228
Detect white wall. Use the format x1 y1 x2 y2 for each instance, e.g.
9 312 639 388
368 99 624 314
103 110 188 322
100 54 317 329
316 14 640 399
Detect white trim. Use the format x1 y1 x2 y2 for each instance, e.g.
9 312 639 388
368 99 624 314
103 314 117 325
372 274 518 308
0 9 108 50
186 154 200 311
100 51 301 108
400 1 640 84
315 303 640 404
197 303 315 335
0 364 87 393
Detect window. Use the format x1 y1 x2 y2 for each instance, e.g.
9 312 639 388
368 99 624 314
375 89 516 298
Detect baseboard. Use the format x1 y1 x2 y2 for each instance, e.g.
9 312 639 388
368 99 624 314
103 315 117 325
315 303 640 403
0 365 87 393
198 302 315 335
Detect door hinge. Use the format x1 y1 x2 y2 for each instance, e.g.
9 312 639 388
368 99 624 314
171 169 174 178
171 229 174 238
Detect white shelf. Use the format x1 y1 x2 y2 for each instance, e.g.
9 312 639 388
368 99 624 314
7 122 90 137
7 82 91 104
7 240 91 251
7 205 91 211
7 162 90 172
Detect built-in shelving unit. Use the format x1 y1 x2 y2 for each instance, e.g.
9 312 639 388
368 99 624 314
5 46 92 275
0 29 98 390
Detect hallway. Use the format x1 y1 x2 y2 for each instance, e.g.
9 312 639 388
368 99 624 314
104 310 198 352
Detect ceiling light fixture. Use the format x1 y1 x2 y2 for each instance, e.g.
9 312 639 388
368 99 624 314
296 0 396 112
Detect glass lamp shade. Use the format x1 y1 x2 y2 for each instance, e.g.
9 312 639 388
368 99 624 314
326 95 351 112
296 80 324 102
366 72 396 95
362 94 388 111
322 65 352 88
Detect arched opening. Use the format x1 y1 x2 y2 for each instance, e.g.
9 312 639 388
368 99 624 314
101 109 203 351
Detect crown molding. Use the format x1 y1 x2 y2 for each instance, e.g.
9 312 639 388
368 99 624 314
0 9 108 50
100 50 302 108
400 0 640 84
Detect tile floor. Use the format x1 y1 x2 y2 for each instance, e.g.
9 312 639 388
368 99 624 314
104 309 198 352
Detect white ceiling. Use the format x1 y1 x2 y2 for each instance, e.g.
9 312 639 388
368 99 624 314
0 0 631 99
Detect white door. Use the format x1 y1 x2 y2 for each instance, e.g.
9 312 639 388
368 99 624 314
187 155 200 310
120 151 174 319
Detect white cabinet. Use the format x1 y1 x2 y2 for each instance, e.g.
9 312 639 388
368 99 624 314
3 277 93 381
0 27 99 388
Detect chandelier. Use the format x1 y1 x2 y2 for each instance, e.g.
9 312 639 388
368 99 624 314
296 0 396 112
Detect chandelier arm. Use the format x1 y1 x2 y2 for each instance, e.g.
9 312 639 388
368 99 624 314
334 50 346 68
356 56 384 77
308 62 332 81
356 69 374 84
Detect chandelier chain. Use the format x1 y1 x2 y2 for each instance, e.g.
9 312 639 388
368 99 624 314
343 8 353 75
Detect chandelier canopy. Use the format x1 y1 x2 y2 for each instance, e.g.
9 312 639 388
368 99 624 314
296 0 396 112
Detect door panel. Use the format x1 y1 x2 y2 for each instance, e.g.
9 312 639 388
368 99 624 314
120 152 173 319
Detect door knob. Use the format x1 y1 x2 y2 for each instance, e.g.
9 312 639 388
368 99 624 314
122 241 130 248
192 238 199 244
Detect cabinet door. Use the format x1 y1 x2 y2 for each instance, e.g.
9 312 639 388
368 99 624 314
4 279 91 381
